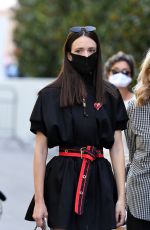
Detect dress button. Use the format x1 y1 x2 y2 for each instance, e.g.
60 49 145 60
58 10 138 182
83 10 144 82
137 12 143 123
83 175 86 179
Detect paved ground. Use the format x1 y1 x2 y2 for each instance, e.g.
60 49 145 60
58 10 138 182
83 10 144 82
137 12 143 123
0 137 58 230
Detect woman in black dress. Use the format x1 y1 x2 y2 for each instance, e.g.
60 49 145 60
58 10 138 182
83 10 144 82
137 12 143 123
25 26 128 230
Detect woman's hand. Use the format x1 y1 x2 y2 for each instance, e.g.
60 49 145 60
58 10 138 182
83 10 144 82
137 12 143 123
33 200 48 228
115 199 126 227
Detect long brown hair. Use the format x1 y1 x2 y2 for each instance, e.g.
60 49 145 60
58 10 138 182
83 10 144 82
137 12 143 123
51 28 104 107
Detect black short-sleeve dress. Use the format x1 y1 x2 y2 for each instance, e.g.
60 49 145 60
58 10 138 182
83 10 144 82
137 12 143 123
25 83 128 230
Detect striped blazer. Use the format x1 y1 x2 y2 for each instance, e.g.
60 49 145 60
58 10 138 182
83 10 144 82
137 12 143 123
125 99 150 221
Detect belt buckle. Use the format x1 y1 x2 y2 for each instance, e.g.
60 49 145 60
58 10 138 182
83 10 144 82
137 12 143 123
80 147 86 159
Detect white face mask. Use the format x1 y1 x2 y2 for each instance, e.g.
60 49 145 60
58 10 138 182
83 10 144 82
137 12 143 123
108 72 132 88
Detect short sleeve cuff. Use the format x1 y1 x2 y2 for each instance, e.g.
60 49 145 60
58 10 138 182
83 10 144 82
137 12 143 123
115 120 128 130
30 121 47 136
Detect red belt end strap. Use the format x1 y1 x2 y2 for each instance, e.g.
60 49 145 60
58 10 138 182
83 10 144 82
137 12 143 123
59 146 103 215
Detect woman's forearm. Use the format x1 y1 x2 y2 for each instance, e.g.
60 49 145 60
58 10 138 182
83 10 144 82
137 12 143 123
110 130 125 201
33 132 48 203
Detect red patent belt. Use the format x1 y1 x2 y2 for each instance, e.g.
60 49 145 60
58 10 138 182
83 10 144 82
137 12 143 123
59 146 104 215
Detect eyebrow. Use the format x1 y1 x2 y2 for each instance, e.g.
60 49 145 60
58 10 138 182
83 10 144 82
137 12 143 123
111 67 130 70
74 47 96 50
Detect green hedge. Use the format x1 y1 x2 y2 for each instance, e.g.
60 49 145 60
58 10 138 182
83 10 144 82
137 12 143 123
13 0 150 78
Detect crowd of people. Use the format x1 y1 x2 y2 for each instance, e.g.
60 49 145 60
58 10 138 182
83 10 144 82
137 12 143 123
104 50 150 230
1 25 149 230
24 26 150 230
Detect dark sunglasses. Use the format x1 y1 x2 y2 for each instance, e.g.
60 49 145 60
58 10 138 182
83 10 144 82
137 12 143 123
111 69 131 76
69 26 96 33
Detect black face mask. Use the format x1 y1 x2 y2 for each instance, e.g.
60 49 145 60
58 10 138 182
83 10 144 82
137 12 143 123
70 52 97 75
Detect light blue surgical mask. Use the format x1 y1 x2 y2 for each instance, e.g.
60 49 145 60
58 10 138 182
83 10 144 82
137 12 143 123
109 72 132 88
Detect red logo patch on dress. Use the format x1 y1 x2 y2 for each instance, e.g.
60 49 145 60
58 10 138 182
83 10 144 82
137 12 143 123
94 102 102 110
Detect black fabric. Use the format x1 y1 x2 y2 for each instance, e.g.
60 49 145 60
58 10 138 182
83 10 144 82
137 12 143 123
70 52 97 75
25 157 117 230
25 84 128 230
30 85 128 149
127 209 150 230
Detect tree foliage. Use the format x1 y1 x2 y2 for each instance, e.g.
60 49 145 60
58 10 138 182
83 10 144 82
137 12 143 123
13 0 150 77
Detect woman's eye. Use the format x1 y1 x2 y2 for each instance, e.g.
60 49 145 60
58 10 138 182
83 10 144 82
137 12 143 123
89 49 96 53
111 70 118 75
75 49 81 53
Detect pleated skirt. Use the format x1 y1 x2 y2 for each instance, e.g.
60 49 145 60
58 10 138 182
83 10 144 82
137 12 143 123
25 156 117 230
